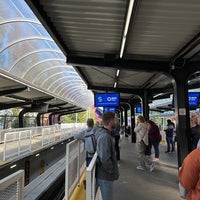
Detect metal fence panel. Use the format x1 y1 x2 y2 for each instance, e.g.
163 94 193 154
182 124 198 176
65 140 85 199
3 132 19 160
42 128 50 146
19 130 32 156
1 124 84 161
0 170 24 200
86 153 102 200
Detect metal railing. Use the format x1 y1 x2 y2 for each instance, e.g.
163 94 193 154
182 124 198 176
3 130 32 160
2 124 86 161
86 152 102 200
0 123 86 143
65 139 85 199
0 170 24 200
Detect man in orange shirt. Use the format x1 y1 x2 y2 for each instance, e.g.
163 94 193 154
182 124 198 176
179 148 200 200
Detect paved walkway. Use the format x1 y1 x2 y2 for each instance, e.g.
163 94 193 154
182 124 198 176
114 136 180 200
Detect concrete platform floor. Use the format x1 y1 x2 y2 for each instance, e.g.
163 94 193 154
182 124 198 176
113 137 180 200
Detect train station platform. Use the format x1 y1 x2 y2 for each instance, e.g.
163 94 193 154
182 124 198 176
113 136 180 200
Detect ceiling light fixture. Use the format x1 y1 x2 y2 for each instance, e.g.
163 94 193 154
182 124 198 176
120 0 135 58
116 69 120 77
114 82 117 88
10 164 17 169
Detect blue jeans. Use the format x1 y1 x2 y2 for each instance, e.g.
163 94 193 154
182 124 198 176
166 136 174 152
151 141 160 158
96 178 113 200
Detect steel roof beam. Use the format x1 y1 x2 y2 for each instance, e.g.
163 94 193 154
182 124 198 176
51 108 84 115
48 103 68 108
68 56 169 73
88 85 141 94
58 109 85 117
0 86 27 96
0 101 32 110
171 32 200 63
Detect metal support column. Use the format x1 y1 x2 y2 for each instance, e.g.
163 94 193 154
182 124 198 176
49 113 53 125
36 113 42 126
171 68 190 167
141 90 149 120
120 107 124 126
19 109 28 128
123 105 128 129
130 102 136 143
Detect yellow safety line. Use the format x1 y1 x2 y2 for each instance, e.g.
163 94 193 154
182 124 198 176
69 172 86 200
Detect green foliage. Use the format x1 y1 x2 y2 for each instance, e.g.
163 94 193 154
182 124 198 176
61 110 94 123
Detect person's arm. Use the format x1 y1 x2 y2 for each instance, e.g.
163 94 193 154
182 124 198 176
74 130 85 141
134 123 140 132
179 150 200 190
134 123 146 138
97 135 115 174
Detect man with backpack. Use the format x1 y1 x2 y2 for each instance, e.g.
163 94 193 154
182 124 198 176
74 118 96 166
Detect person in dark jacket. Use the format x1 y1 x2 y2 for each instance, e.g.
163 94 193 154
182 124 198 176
164 119 175 153
190 115 200 150
146 120 162 161
95 112 119 200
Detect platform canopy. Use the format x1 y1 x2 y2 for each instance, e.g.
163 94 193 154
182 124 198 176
24 0 200 110
0 0 93 112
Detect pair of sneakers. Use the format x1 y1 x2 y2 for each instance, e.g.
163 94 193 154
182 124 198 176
136 165 146 171
153 158 159 162
136 163 155 172
149 163 155 172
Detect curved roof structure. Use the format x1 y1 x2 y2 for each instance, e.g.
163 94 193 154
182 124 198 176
0 0 93 109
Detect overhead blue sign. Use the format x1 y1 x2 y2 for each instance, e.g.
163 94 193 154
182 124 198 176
95 93 120 107
136 105 142 113
103 107 116 113
189 93 200 107
172 92 200 108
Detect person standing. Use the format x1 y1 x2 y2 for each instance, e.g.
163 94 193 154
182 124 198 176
134 115 154 171
95 112 119 200
146 120 162 161
190 114 200 150
164 119 175 153
179 148 200 199
74 118 95 166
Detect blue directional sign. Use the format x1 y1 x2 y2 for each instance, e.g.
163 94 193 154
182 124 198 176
95 93 120 107
189 93 200 107
136 105 142 113
103 107 116 113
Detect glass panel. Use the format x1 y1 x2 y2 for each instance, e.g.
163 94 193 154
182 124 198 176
59 85 84 97
25 61 66 82
0 22 47 52
0 0 93 109
54 80 84 94
33 67 77 85
12 51 64 78
63 88 84 99
44 75 81 90
7 40 60 72
12 0 38 20
0 0 24 19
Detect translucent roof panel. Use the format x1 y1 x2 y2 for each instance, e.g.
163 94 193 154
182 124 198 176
0 0 93 109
